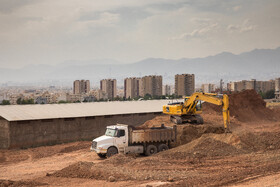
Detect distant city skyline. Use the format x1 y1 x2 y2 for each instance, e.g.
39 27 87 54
0 0 280 68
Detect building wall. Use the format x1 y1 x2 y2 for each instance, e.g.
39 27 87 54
124 77 140 99
201 84 215 93
100 79 117 100
4 112 161 149
175 74 195 96
139 75 162 97
73 80 90 94
275 78 280 99
0 118 9 149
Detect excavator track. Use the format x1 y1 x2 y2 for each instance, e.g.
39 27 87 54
170 115 204 125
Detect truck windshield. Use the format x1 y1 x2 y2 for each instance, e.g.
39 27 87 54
105 128 117 137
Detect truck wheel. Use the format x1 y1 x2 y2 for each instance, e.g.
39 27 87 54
107 147 118 158
97 153 106 159
145 145 158 156
158 144 169 152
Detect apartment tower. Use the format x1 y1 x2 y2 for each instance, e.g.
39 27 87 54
73 80 90 94
124 77 140 99
139 75 162 97
100 79 117 100
175 74 195 96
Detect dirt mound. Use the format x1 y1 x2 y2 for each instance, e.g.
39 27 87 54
159 134 246 159
138 115 224 147
51 161 131 181
204 90 278 122
0 141 91 165
106 153 136 165
137 115 174 129
0 179 47 187
238 131 280 151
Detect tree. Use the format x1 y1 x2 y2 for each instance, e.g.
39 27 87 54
1 100 10 105
16 98 34 105
259 89 275 99
143 94 152 100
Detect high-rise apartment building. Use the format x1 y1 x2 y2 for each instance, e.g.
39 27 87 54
100 79 117 100
73 80 90 94
201 84 215 93
228 79 275 93
124 77 140 99
139 75 162 97
175 74 195 96
163 85 172 95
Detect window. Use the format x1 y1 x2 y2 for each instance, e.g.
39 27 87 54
105 128 117 137
118 130 125 137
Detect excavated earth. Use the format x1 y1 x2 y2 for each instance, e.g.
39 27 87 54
1 90 280 186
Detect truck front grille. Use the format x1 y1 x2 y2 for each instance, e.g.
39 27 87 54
92 141 97 149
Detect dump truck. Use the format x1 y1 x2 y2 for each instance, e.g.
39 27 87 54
91 124 177 158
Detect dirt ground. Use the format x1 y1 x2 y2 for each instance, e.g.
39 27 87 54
1 90 280 187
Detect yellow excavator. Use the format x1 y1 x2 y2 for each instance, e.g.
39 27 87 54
163 92 230 132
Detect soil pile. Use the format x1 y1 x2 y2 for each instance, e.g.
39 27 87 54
158 133 246 159
204 90 278 122
0 179 47 187
106 153 136 166
138 115 224 147
0 141 91 165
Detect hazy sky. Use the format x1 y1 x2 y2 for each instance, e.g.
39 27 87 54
0 0 279 68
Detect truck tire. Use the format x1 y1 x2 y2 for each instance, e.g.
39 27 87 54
97 153 106 159
145 145 158 156
158 144 169 152
106 147 118 158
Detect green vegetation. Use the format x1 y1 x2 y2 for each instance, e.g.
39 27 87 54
259 89 275 99
16 98 34 105
0 100 10 105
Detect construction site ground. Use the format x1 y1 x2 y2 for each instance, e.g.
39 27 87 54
1 90 280 187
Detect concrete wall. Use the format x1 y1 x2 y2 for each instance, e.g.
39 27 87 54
0 118 9 149
6 112 161 149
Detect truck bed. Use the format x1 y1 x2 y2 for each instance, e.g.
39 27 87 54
129 126 176 144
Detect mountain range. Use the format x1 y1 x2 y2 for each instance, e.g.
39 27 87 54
0 47 279 87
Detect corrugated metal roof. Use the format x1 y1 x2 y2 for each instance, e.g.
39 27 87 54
0 99 183 121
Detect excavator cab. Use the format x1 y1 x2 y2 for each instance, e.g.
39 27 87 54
196 100 202 111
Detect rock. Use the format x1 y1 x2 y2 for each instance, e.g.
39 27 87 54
108 176 116 182
269 145 275 149
167 177 174 182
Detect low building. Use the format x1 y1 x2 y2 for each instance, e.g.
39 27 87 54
0 100 180 149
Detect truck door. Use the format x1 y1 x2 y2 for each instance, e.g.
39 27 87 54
114 129 126 153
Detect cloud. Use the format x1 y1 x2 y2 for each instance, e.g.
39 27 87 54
190 17 212 26
170 23 218 40
233 5 242 12
0 0 35 13
227 19 257 33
